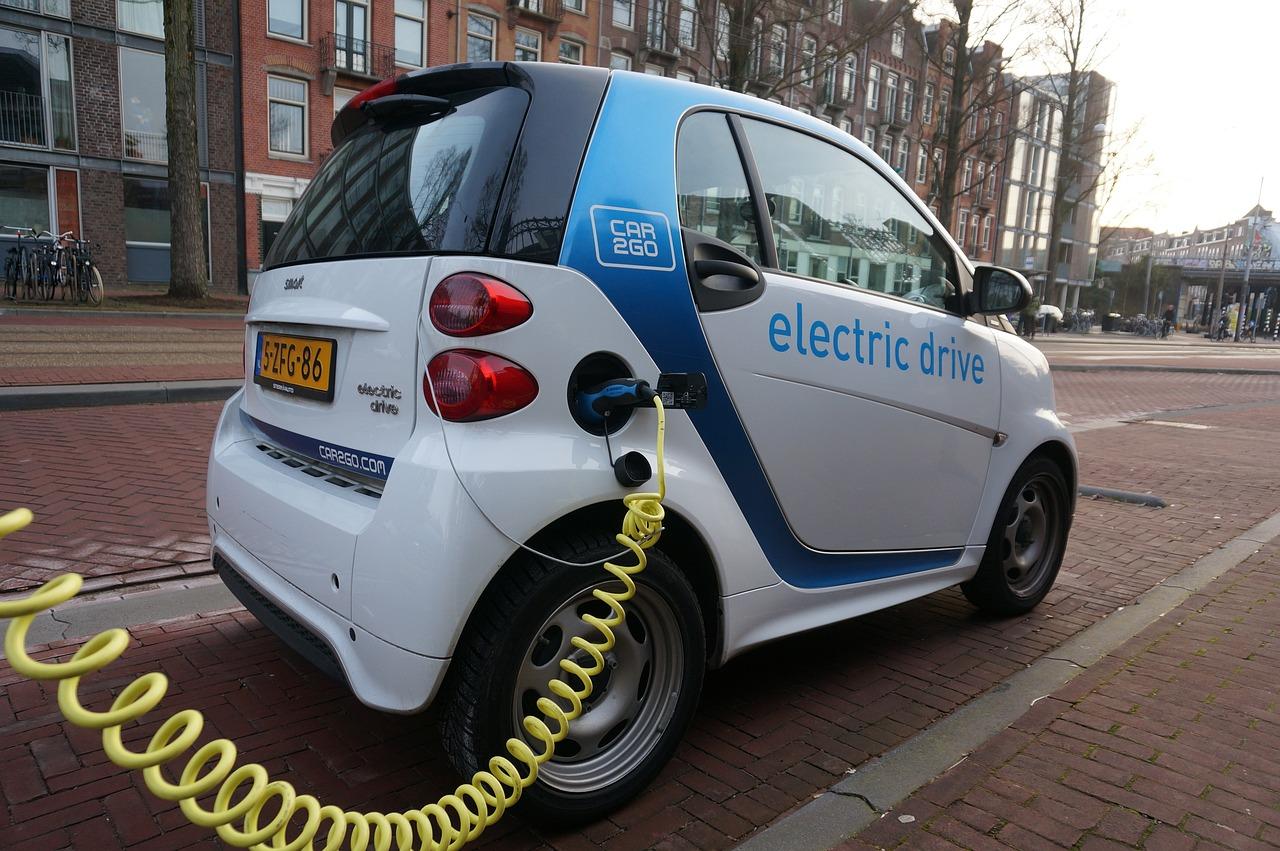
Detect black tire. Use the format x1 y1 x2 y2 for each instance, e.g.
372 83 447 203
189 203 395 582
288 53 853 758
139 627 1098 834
439 531 705 826
962 456 1071 616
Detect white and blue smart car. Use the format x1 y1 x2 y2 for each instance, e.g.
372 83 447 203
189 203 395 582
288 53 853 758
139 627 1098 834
207 62 1075 822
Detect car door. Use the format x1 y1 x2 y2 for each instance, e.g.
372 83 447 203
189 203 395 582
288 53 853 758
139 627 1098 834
678 112 1002 554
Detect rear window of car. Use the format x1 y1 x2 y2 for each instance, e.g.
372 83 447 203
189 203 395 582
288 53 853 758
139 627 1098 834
265 86 530 269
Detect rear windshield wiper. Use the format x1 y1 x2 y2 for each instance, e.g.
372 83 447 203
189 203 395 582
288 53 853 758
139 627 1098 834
361 93 451 123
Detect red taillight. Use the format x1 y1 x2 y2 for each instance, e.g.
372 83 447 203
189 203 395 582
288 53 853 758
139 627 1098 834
346 75 399 114
429 273 532 336
424 350 538 422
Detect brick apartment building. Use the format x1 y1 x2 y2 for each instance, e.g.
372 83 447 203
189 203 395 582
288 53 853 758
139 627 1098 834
0 0 241 291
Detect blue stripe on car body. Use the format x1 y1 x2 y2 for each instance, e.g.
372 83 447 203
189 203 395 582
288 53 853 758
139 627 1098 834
559 72 964 589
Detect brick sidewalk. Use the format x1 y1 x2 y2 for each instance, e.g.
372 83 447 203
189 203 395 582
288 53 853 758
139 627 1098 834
843 537 1280 851
2 400 1280 848
0 403 219 592
1051 371 1280 427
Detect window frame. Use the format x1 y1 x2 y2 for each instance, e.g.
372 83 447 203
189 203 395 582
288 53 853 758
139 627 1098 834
866 65 880 111
266 0 307 42
393 0 426 68
118 45 167 163
890 25 904 58
466 12 497 62
558 38 584 64
266 74 308 159
613 0 634 30
117 0 165 39
677 108 965 315
610 50 632 70
514 27 541 62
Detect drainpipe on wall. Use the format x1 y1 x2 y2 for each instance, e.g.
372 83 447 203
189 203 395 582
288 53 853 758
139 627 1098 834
231 0 248 295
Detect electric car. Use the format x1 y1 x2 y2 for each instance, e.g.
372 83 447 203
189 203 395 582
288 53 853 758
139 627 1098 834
207 62 1075 823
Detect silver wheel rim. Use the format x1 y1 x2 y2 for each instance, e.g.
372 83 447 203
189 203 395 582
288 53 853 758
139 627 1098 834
511 581 684 794
1001 476 1060 597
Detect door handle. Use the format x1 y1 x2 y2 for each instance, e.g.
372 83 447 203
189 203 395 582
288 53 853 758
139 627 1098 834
694 259 760 284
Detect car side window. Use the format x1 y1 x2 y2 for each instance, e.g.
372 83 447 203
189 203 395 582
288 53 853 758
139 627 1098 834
740 117 956 311
675 112 763 265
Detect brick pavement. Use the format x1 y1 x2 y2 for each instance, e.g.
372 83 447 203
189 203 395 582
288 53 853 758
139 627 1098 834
1051 371 1280 427
0 403 219 593
841 537 1280 851
0 318 242 387
2 398 1280 848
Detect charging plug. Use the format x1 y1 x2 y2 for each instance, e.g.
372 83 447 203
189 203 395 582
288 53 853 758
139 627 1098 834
574 378 656 428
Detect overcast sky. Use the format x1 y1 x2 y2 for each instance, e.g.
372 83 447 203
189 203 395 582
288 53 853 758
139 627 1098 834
1089 0 1279 233
924 0 1279 235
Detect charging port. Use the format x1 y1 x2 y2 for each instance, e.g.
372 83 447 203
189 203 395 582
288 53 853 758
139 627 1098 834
568 353 635 435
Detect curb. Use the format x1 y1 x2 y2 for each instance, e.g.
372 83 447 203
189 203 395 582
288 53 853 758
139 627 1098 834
736 509 1280 850
0 307 245 320
0 378 241 411
1049 364 1280 376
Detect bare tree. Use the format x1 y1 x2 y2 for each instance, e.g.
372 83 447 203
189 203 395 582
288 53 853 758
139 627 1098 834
163 0 207 299
1036 0 1112 306
920 0 1034 229
667 0 913 99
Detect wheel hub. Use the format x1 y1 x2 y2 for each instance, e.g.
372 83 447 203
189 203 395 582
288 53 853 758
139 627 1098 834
512 582 683 794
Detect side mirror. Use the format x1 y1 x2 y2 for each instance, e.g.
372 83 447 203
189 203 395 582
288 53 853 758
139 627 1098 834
969 265 1032 315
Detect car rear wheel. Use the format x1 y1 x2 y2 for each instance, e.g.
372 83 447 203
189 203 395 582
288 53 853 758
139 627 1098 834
439 531 705 826
962 456 1070 616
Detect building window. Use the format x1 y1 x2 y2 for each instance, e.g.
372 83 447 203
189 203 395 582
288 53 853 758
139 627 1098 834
962 157 972 190
943 45 955 66
895 136 909 174
891 26 904 58
333 86 358 115
767 25 786 76
0 164 49 232
916 144 927 184
558 39 583 64
678 0 697 49
120 47 167 162
267 0 304 39
514 28 540 61
884 73 898 118
118 0 163 37
922 82 934 123
676 70 695 81
610 51 631 70
800 35 817 85
839 117 852 134
982 215 992 250
840 56 855 100
976 160 985 192
939 88 950 128
260 197 293 263
123 177 211 280
862 127 874 148
866 65 880 110
878 134 891 164
267 76 307 157
335 0 370 72
466 13 495 61
394 0 425 66
644 63 664 75
613 0 633 29
0 29 75 152
1 0 69 16
901 78 914 121
828 0 842 23
562 0 584 11
957 209 968 245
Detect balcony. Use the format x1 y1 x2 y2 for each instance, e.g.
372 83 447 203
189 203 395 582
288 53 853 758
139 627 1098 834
0 90 46 148
509 0 563 23
644 23 676 57
319 33 397 82
123 129 168 162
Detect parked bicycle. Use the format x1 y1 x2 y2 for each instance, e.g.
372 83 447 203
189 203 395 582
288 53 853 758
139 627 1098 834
2 226 103 305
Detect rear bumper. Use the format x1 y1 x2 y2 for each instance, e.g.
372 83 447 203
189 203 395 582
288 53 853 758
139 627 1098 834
206 389 521 714
211 526 448 713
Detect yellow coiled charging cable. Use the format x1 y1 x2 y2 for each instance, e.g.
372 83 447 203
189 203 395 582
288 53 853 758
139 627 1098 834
0 399 666 850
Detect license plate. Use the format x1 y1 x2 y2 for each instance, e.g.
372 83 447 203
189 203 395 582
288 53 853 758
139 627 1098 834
253 332 336 402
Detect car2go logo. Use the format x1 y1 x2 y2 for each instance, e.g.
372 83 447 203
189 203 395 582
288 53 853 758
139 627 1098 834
590 205 677 271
